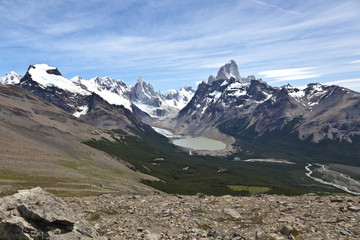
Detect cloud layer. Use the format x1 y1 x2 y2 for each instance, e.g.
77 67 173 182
0 0 359 92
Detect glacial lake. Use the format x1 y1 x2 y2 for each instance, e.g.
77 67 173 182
173 136 226 151
152 127 227 151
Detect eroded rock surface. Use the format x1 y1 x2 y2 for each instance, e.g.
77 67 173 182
0 187 98 240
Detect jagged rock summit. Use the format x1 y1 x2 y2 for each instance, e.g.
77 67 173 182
131 75 163 108
215 60 241 82
0 187 98 240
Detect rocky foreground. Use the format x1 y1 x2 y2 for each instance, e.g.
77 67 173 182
0 188 359 240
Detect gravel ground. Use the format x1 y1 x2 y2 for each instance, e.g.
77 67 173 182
64 193 360 240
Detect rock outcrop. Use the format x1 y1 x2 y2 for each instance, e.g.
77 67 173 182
0 187 98 240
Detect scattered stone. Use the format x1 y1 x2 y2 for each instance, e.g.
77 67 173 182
207 230 220 238
340 229 351 236
347 205 360 212
256 229 265 239
196 193 206 198
278 215 296 223
145 233 161 240
2 189 355 240
229 232 246 239
280 225 293 236
223 207 241 219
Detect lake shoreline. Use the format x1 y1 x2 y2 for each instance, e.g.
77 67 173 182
152 126 235 155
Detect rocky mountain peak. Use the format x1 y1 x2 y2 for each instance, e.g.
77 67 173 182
215 59 241 82
207 75 216 84
242 75 256 84
131 75 162 109
0 71 22 85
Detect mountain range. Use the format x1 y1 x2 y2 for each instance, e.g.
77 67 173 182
2 60 360 151
1 60 359 196
175 61 360 143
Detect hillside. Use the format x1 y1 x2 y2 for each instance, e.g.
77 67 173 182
0 84 156 196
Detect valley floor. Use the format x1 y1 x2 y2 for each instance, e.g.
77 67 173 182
64 193 360 240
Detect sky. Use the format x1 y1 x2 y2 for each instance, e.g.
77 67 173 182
0 0 360 92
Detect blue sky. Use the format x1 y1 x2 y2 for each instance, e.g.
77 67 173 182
1 0 360 92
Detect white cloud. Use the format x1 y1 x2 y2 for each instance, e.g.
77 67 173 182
251 0 300 15
323 78 360 92
259 67 323 82
1 0 360 92
350 60 360 64
201 63 224 69
324 78 360 86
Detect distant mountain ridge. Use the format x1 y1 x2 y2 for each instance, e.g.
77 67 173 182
2 64 195 120
2 61 360 145
175 61 360 143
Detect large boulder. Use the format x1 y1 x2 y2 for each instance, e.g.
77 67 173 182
0 187 98 240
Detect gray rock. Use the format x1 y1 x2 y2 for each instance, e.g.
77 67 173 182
347 205 360 212
340 229 351 236
49 232 92 239
278 215 296 223
145 233 161 240
223 207 241 219
256 229 265 239
280 225 293 236
0 187 98 240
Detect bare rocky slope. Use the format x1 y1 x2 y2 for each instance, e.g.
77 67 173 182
66 193 360 240
2 187 359 240
0 84 157 196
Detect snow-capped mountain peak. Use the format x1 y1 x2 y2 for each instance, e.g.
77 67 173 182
8 63 195 119
24 64 90 95
164 86 195 110
0 71 22 85
72 76 132 110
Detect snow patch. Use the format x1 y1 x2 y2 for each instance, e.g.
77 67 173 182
288 89 305 98
73 105 88 118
